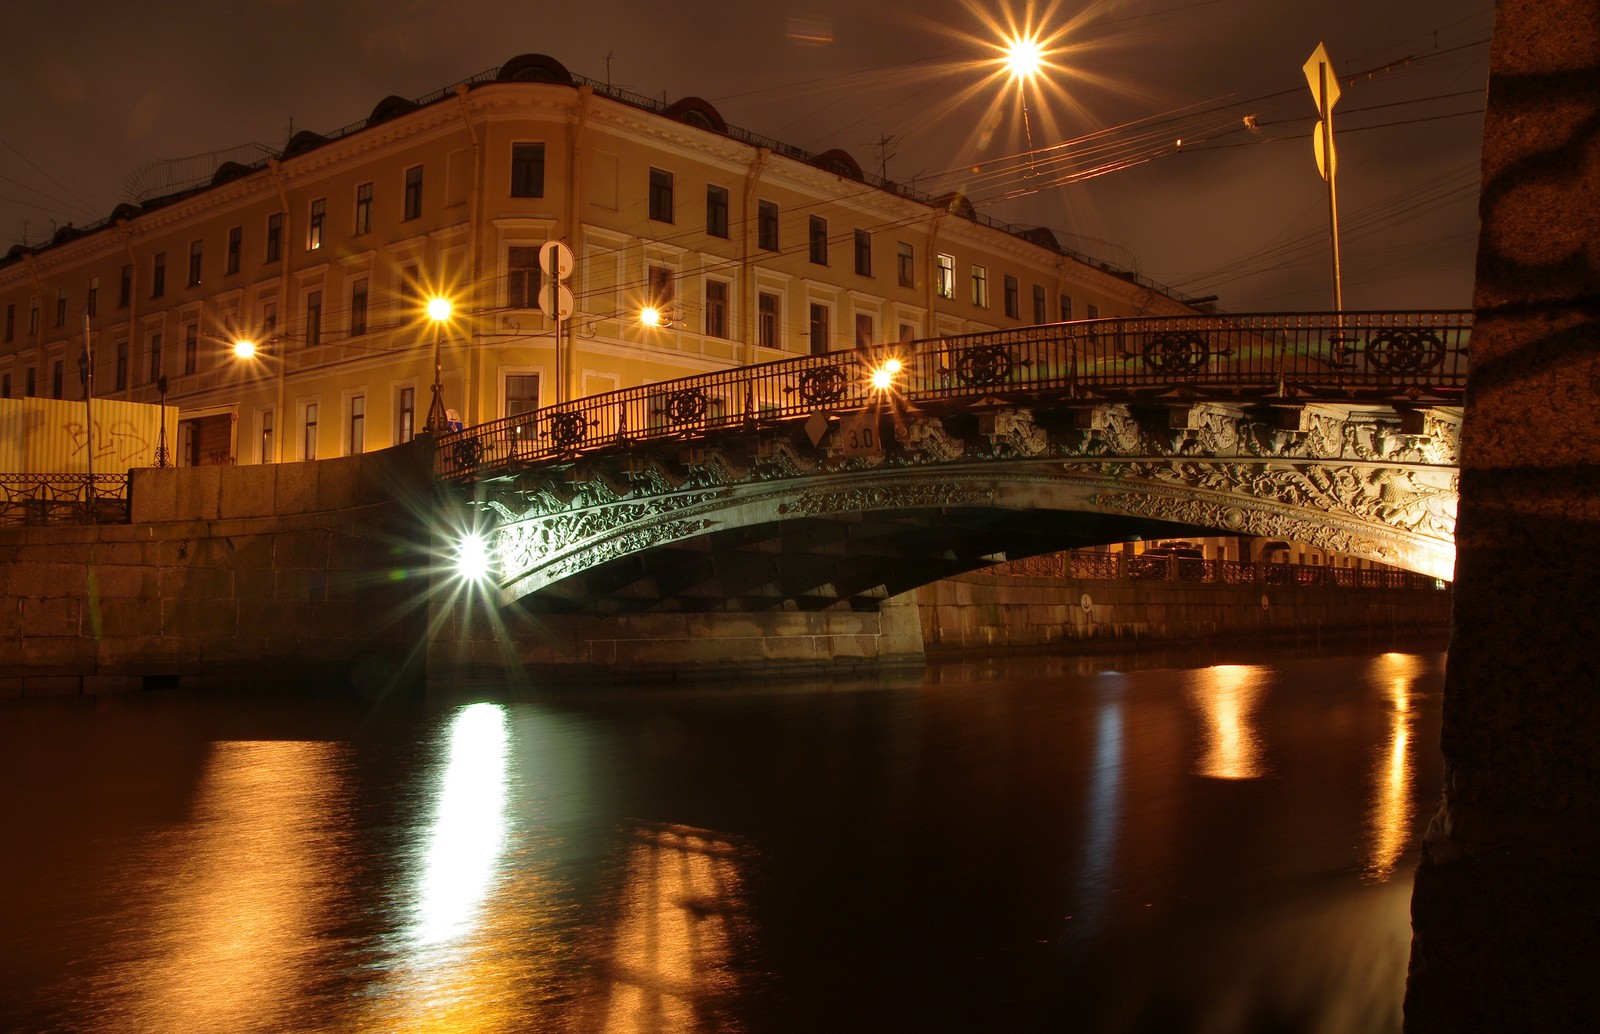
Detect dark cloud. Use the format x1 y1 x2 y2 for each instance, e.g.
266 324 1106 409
0 0 1494 311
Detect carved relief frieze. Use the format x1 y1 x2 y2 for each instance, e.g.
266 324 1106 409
777 481 995 517
1092 488 1394 560
978 407 1049 457
896 416 966 463
1075 458 1457 539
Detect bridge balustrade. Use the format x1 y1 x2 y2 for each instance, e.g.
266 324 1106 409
437 310 1471 481
996 551 1445 591
0 473 130 526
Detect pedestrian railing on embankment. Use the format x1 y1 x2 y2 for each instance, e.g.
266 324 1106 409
0 473 130 527
994 550 1447 590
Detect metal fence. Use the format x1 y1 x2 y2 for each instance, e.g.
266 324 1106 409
0 474 130 527
996 550 1446 590
436 310 1471 481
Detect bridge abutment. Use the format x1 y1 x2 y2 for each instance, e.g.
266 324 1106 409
1405 0 1600 1027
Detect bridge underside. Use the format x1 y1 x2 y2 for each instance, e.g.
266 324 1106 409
517 506 1202 614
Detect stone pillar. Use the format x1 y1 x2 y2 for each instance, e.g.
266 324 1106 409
1405 1 1600 1029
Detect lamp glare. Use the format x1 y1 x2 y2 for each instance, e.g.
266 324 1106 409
455 532 492 582
640 307 663 327
232 339 257 360
427 297 452 322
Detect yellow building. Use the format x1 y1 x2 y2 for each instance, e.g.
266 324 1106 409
0 53 1206 468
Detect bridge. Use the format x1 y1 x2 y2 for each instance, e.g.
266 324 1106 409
435 311 1468 614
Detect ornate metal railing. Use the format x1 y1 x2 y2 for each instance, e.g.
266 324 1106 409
0 474 131 527
435 310 1471 481
995 550 1446 590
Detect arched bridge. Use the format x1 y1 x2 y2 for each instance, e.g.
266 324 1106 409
436 311 1468 613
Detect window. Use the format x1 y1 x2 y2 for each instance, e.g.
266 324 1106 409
758 291 780 349
705 280 728 338
307 198 325 250
305 290 322 345
188 239 203 286
260 409 274 464
706 185 729 238
29 298 38 335
25 367 35 397
226 226 241 275
148 332 162 382
506 374 539 416
1060 293 1073 321
511 143 545 198
897 242 914 288
1033 285 1046 324
3 304 11 342
350 279 368 336
303 403 318 460
1004 274 1019 318
403 166 423 220
1087 302 1100 320
396 387 415 444
971 265 988 307
899 323 916 343
808 303 830 355
809 216 828 265
262 300 278 337
266 213 282 262
936 254 955 299
1 374 8 398
114 341 127 392
87 278 98 317
183 324 198 375
119 265 131 307
52 360 63 399
758 200 778 250
854 229 872 277
152 253 166 298
348 395 365 455
354 183 373 235
508 246 541 308
648 167 674 222
55 289 66 327
854 312 874 350
648 265 674 309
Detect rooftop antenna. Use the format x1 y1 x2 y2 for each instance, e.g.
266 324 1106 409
872 134 897 180
606 50 614 87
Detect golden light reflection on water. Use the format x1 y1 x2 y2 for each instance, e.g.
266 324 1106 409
578 822 751 1034
91 740 348 1034
358 701 523 1034
1189 665 1269 780
1365 653 1420 881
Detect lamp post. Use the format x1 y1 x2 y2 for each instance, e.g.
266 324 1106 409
424 296 452 434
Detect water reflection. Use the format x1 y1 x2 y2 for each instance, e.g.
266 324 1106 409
1365 653 1419 880
91 740 349 1033
1076 684 1125 932
413 702 510 946
363 701 519 1033
1188 664 1270 779
576 823 753 1034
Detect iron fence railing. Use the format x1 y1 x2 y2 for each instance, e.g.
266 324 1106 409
436 311 1471 481
0 473 130 526
995 550 1446 590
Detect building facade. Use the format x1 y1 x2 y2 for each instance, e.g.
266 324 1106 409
0 53 1205 468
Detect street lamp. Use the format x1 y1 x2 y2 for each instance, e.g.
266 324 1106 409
424 296 453 434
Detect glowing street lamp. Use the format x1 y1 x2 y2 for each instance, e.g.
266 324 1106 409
1003 34 1044 85
231 338 259 361
869 356 903 391
424 296 453 434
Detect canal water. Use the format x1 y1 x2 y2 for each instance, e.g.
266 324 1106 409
0 643 1445 1033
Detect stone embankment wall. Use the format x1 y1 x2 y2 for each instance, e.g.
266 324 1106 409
914 569 1451 652
0 444 433 697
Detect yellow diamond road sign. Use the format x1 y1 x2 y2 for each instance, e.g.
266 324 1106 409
1303 42 1341 114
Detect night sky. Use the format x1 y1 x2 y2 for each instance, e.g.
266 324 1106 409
1 0 1494 313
